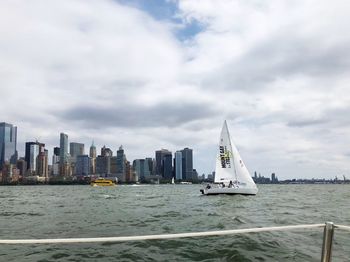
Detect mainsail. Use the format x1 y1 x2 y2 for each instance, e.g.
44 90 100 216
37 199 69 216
214 121 257 188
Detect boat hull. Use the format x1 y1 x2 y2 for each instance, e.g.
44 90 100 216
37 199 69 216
200 186 258 195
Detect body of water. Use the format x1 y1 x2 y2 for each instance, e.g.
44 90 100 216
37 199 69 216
0 184 349 261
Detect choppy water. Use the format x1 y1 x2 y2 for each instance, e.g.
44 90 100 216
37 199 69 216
0 184 349 261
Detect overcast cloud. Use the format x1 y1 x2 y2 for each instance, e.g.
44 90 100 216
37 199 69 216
1 0 350 179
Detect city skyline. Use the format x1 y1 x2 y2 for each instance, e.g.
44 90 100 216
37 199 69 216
1 1 350 179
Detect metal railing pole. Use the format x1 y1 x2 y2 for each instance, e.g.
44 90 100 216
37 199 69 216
321 222 334 262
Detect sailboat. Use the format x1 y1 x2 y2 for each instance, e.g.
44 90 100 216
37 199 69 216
171 177 175 184
200 120 258 195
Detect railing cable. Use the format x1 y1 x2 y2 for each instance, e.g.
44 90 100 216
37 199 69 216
0 224 324 245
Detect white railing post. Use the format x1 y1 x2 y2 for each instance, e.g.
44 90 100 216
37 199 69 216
321 222 334 262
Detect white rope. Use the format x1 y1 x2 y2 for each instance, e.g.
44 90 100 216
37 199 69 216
0 224 324 245
336 225 350 232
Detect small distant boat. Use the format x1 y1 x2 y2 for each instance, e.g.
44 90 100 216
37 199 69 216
200 120 258 195
91 178 116 187
171 177 175 184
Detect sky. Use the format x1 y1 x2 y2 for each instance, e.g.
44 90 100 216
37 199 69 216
1 0 350 180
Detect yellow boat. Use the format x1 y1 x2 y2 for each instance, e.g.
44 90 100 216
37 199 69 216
90 178 116 187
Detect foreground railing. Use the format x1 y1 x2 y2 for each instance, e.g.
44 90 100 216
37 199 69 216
1 222 349 261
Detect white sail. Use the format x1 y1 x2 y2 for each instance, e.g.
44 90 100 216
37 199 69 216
214 121 257 189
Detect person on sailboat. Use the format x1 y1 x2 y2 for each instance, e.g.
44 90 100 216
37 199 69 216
229 180 233 188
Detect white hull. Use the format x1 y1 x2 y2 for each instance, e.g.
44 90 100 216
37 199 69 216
200 186 258 195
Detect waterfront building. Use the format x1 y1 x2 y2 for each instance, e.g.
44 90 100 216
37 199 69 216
145 158 154 176
155 149 172 178
59 133 69 176
70 142 84 159
163 152 173 179
125 160 135 182
76 155 90 176
96 155 110 176
174 151 183 180
69 142 84 175
25 142 39 174
133 159 145 180
36 149 49 178
89 141 96 175
110 156 118 174
16 158 26 177
52 147 60 176
116 145 126 181
181 148 193 180
0 122 18 170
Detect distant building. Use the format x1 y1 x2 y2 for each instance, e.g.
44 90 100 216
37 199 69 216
25 141 45 175
133 159 152 181
59 133 69 176
145 158 154 176
16 158 26 177
0 122 18 170
155 149 172 178
36 149 49 178
76 155 90 176
271 173 278 183
52 147 60 176
181 148 193 180
174 151 183 180
110 156 118 175
101 146 113 157
116 145 126 181
96 156 110 176
89 141 96 175
70 142 84 159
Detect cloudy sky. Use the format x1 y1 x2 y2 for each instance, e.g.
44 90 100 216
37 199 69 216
1 0 350 179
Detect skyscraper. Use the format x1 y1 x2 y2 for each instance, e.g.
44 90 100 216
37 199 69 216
163 153 173 179
116 145 126 181
36 148 48 178
89 141 96 175
70 142 84 159
155 149 172 178
59 133 69 176
181 148 193 180
25 141 45 175
76 155 90 176
0 122 17 170
174 151 183 180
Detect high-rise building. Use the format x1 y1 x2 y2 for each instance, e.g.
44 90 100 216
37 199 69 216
36 149 49 178
96 155 110 176
116 145 126 181
25 141 45 175
163 153 173 179
0 122 17 170
70 142 84 159
145 158 154 176
133 159 145 180
110 156 118 174
101 146 113 157
16 158 26 177
59 133 69 176
76 155 90 176
89 141 96 175
155 149 172 178
174 151 183 180
52 147 60 176
181 148 193 180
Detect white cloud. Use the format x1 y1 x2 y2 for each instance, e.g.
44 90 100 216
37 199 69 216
1 0 350 179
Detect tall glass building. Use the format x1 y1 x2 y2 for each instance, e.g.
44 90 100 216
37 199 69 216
25 142 45 174
0 122 18 169
175 151 183 180
181 148 193 180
